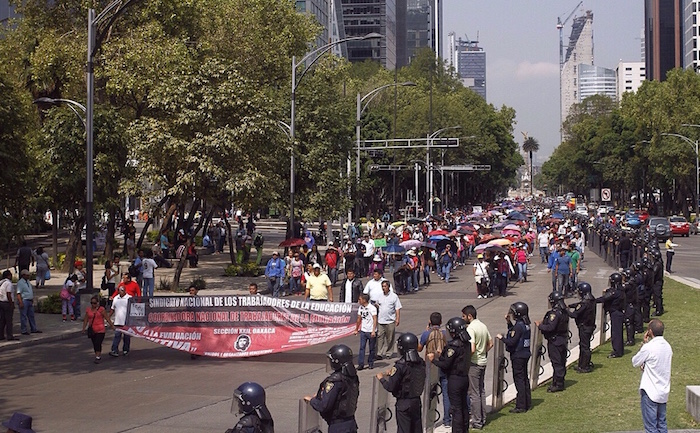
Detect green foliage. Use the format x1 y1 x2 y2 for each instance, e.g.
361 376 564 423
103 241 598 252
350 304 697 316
36 293 62 314
49 253 68 270
188 277 207 291
146 230 160 244
224 263 262 277
158 277 172 292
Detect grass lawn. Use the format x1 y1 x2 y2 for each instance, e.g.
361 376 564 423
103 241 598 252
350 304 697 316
485 279 700 432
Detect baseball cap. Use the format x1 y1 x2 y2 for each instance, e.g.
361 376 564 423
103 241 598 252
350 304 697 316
312 263 322 269
477 254 484 259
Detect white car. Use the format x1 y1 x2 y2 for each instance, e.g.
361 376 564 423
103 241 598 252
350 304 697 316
575 206 588 217
597 206 608 216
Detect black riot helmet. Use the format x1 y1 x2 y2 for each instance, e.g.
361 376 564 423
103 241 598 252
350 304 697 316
577 282 593 299
642 257 651 268
609 272 623 285
445 317 470 343
621 269 632 281
232 382 266 415
632 261 642 271
397 332 421 363
650 249 662 260
548 291 566 309
326 344 355 376
509 302 530 325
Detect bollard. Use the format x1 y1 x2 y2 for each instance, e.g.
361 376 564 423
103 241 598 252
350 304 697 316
298 398 324 433
370 376 391 433
529 327 544 390
422 360 441 432
490 337 507 412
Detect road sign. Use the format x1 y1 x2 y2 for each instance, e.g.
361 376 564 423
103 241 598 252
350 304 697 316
601 188 611 202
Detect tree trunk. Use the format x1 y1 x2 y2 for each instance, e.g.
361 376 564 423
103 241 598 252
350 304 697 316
62 216 85 273
160 202 177 234
51 207 58 269
136 195 171 250
105 208 116 260
172 199 201 290
224 216 236 264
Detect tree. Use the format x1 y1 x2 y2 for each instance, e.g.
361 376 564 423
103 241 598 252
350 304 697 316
522 136 539 195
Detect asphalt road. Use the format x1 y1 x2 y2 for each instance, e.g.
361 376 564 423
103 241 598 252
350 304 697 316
0 242 622 433
665 233 700 285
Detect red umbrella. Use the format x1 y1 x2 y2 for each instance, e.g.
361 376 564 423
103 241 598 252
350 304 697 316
428 229 448 236
447 229 461 237
477 234 498 244
278 238 306 247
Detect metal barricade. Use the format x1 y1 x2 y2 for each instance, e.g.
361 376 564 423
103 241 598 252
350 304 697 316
298 398 324 433
490 337 508 412
370 376 391 433
598 305 609 347
422 360 441 432
529 327 545 390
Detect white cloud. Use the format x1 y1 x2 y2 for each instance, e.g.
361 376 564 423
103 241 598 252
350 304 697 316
514 61 559 80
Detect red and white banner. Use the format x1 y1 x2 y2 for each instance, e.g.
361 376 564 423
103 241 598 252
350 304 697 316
123 295 358 358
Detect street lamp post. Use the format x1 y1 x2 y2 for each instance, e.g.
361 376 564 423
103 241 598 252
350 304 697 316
354 81 416 222
289 33 382 238
426 126 461 215
663 129 700 220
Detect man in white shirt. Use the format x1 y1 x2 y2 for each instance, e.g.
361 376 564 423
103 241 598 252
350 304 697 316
362 235 375 277
364 269 392 303
537 229 550 264
375 281 401 360
109 286 133 356
354 294 377 370
631 319 673 433
0 270 17 340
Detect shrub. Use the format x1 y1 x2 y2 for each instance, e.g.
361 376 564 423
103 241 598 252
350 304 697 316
224 263 262 277
50 253 67 269
146 230 160 244
189 277 207 290
158 277 172 292
36 293 62 314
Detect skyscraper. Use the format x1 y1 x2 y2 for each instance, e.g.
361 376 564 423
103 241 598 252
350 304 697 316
401 0 443 66
578 64 617 102
296 0 331 50
683 0 700 71
453 37 486 99
560 10 594 125
616 61 647 100
0 0 18 26
645 0 682 81
341 0 397 69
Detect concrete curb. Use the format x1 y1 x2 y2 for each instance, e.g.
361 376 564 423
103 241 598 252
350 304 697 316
0 329 82 352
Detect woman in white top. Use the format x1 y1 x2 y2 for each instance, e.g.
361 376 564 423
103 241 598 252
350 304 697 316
34 247 50 287
473 254 490 299
141 250 159 297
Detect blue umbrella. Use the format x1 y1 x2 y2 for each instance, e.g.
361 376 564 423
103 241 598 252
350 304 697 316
384 244 406 254
429 235 447 241
506 211 528 221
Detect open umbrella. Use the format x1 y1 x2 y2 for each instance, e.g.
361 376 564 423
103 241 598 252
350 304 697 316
485 245 509 254
278 238 306 247
447 229 461 237
436 238 457 252
400 239 422 249
384 244 406 254
473 243 490 253
407 217 424 225
457 227 475 235
428 229 448 236
506 211 528 221
477 234 498 244
391 221 407 227
504 224 521 231
488 238 513 246
429 235 447 241
421 241 437 249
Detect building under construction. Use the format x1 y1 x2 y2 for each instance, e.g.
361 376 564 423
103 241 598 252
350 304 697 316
560 10 594 126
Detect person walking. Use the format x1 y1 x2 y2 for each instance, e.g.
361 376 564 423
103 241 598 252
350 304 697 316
375 280 401 360
141 250 158 297
104 260 118 299
265 251 286 297
304 263 333 302
473 254 490 299
514 244 529 283
354 294 377 370
632 319 672 433
463 305 493 429
60 275 77 321
554 248 572 294
0 270 17 341
109 286 132 357
439 244 455 283
82 295 114 363
14 241 33 276
340 268 363 304
16 270 41 335
34 247 50 287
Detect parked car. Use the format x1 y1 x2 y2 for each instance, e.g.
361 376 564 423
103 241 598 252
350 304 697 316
575 206 588 217
669 215 690 237
646 216 671 241
628 208 650 223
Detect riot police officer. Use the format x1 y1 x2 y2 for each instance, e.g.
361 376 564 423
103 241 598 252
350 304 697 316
305 344 360 433
650 249 664 316
621 270 638 346
497 302 531 412
226 382 274 433
567 282 596 373
596 272 625 358
536 292 569 392
377 332 426 433
428 317 471 433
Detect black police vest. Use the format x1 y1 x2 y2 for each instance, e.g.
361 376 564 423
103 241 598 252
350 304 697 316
447 339 470 376
578 300 596 327
653 262 664 283
399 359 426 399
624 284 638 305
554 309 568 336
330 372 359 420
609 288 625 312
514 321 531 358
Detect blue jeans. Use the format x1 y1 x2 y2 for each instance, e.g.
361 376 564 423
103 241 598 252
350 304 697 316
111 329 131 353
358 331 376 368
290 277 301 294
328 268 338 286
19 299 38 333
143 278 155 297
269 277 281 297
439 370 451 425
641 389 667 433
412 269 420 291
539 246 548 263
551 271 557 292
441 262 452 283
517 262 527 282
557 273 570 293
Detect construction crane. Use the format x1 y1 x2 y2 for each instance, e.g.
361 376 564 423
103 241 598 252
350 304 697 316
557 1 583 71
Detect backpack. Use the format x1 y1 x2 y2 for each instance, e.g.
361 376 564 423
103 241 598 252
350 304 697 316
253 233 264 247
425 328 447 357
128 263 140 277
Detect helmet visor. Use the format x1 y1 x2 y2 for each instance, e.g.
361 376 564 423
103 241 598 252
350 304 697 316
231 388 245 415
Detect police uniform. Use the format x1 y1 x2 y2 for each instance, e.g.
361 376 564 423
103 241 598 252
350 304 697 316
623 281 638 345
380 357 426 433
310 370 360 433
431 339 470 433
596 285 625 357
226 413 273 433
501 319 531 411
567 298 596 372
538 307 569 391
651 255 664 316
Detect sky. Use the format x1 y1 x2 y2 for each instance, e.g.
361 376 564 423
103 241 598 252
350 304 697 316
442 0 644 164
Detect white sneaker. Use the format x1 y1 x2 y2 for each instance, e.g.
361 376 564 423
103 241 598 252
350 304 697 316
477 295 483 299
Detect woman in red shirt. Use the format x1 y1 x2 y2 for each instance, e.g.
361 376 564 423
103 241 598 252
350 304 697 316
82 296 114 363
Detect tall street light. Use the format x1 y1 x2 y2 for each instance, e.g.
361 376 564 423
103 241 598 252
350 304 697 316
353 81 416 222
289 33 382 238
427 126 461 215
664 129 699 220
